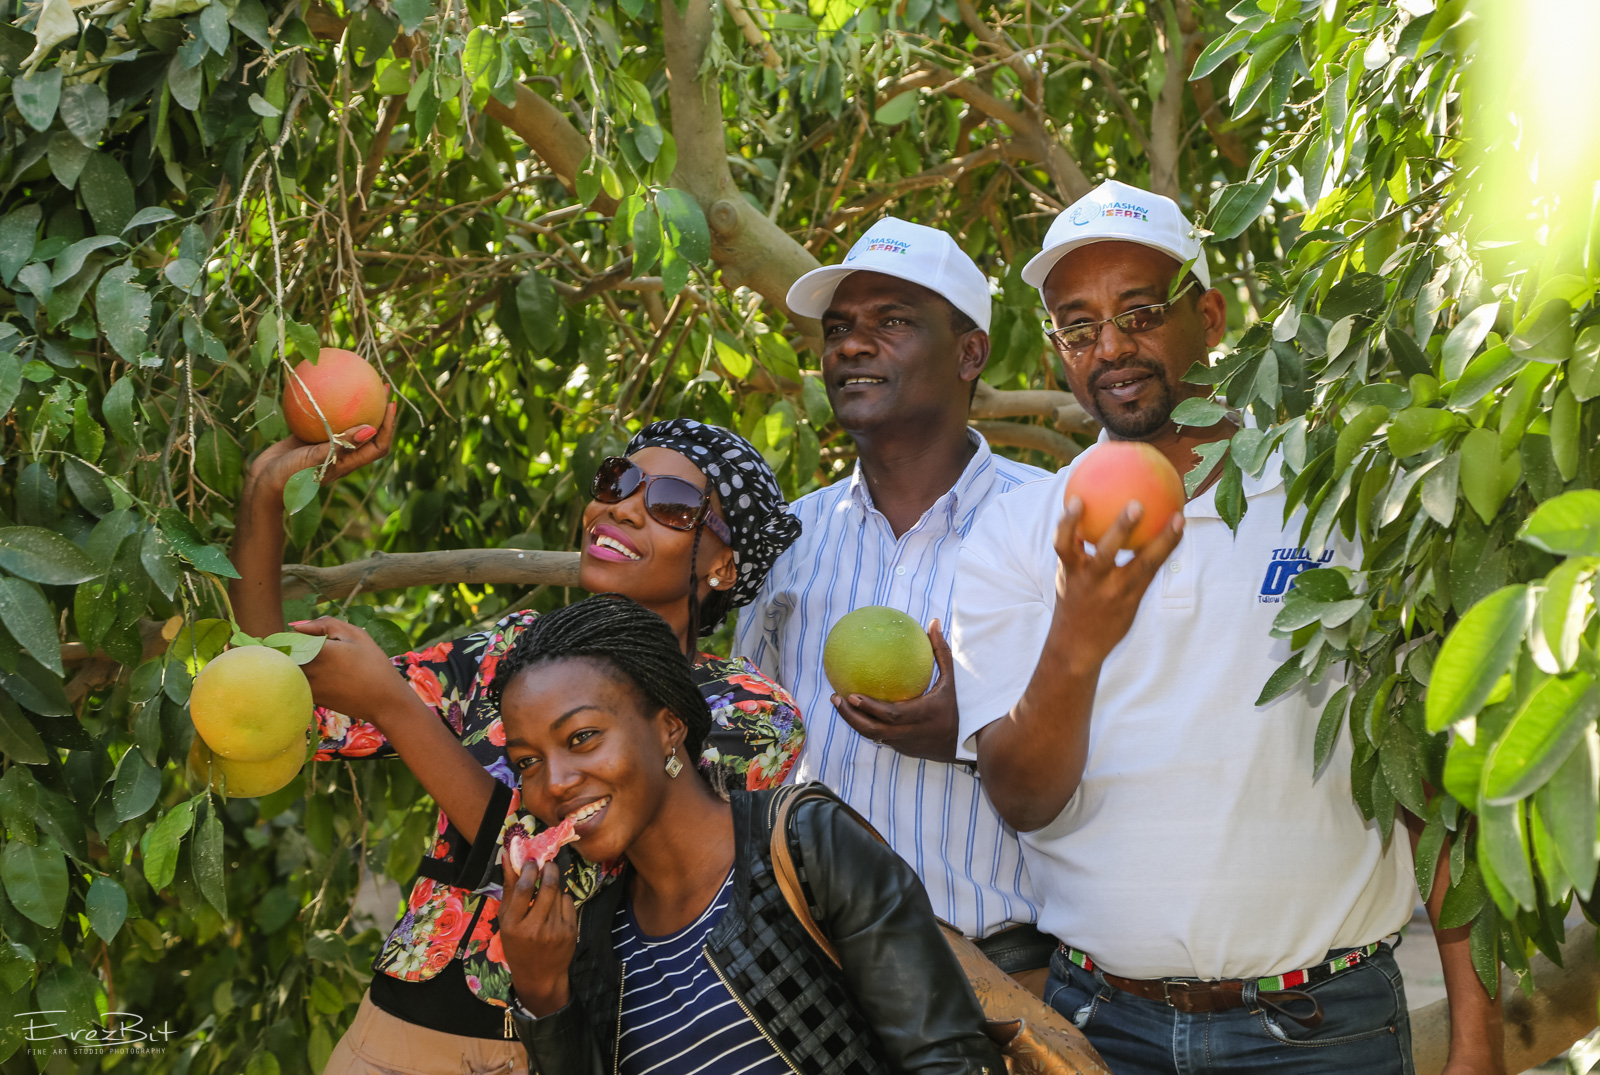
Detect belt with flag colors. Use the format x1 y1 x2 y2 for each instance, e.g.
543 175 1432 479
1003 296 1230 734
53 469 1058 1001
1060 940 1383 995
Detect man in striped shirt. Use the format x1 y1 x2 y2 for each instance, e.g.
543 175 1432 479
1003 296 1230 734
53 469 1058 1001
733 218 1054 981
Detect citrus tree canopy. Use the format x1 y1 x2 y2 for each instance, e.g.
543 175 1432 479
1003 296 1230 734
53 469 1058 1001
0 0 1596 1070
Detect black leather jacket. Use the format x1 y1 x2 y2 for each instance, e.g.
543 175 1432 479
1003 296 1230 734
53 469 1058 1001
511 785 1004 1075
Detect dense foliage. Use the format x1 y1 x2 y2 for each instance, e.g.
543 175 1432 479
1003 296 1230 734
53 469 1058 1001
0 0 1590 1069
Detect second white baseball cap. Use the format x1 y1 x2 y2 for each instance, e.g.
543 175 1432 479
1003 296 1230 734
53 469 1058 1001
786 217 992 333
1022 179 1210 292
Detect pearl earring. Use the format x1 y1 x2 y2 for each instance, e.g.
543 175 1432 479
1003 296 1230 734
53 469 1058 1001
665 748 684 778
709 576 721 587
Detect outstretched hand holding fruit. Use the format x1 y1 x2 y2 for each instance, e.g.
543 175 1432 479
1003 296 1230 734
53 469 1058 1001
974 446 1186 832
498 851 578 1016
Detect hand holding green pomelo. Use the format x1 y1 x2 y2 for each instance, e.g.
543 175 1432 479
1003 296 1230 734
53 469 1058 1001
1063 441 1184 549
823 606 935 702
189 645 314 761
188 736 306 798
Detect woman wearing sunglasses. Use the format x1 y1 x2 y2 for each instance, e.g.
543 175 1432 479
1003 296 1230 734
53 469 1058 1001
228 415 804 1074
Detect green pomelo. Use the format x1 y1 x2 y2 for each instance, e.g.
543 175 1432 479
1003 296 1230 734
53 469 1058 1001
823 606 935 703
189 645 314 761
188 736 306 798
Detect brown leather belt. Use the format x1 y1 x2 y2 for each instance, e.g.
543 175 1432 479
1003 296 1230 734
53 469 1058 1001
1099 973 1324 1028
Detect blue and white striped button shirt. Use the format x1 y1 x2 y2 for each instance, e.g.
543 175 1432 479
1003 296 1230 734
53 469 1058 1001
734 431 1046 938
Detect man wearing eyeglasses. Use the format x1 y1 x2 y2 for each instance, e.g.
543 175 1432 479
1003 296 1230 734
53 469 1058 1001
948 180 1503 1073
734 217 1057 986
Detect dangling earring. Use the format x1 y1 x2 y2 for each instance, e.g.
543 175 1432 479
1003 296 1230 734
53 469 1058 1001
665 748 684 778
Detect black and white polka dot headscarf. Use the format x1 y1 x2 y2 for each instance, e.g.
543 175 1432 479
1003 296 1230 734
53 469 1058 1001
626 419 802 609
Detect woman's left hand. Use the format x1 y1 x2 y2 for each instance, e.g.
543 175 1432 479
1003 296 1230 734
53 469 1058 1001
289 617 408 725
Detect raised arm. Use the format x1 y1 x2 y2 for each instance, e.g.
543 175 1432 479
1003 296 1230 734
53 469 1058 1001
230 403 397 636
974 498 1181 832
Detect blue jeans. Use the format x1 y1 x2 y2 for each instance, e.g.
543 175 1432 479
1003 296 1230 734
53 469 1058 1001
1044 944 1415 1075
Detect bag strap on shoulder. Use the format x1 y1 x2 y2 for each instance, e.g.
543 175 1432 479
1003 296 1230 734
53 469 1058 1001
767 783 884 966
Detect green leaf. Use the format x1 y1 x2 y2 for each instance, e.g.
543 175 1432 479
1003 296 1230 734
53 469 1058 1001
123 206 178 231
0 688 47 763
1387 406 1459 458
874 90 917 125
58 81 108 148
50 234 119 287
1425 585 1531 732
1190 25 1248 79
392 0 431 33
77 153 136 235
1535 726 1599 900
95 263 151 361
1482 673 1600 804
657 188 711 265
34 959 98 1038
515 272 562 354
285 319 319 362
0 837 67 927
0 526 97 584
348 4 400 66
261 630 325 664
71 397 104 461
141 799 196 890
1439 856 1487 929
632 203 662 274
1169 397 1230 427
103 374 138 444
1321 273 1387 322
1207 173 1275 241
12 68 63 132
1531 557 1597 674
0 205 40 284
1 655 72 716
85 875 127 941
1415 815 1446 900
1313 685 1350 773
227 0 271 49
156 509 241 578
756 332 802 384
0 579 61 676
1517 490 1600 557
1459 427 1520 524
1479 798 1536 911
1572 325 1600 401
112 747 161 821
1442 302 1500 381
192 804 226 915
1508 299 1573 362
800 374 832 427
282 468 319 515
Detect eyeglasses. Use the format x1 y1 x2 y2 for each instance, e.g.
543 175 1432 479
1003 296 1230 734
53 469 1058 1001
590 457 732 545
1044 280 1198 354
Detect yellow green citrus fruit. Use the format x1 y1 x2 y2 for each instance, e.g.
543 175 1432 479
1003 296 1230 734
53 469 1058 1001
188 736 306 798
189 645 313 762
822 606 934 702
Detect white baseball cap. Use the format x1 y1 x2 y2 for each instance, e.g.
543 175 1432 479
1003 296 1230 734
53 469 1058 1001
786 217 992 333
1022 179 1210 293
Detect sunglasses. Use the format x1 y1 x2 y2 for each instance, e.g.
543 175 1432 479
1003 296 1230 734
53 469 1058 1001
1044 280 1198 354
590 457 732 545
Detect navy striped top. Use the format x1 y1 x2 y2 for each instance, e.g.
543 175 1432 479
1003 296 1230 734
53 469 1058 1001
614 872 790 1075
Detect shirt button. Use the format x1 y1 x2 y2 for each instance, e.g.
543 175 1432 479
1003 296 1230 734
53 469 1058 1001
895 566 906 576
1169 561 1182 573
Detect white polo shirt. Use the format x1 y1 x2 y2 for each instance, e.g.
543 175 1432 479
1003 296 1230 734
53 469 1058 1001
951 448 1413 981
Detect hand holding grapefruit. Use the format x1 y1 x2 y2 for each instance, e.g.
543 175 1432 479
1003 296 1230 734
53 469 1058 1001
282 348 389 444
1063 441 1184 550
823 606 934 702
189 645 314 762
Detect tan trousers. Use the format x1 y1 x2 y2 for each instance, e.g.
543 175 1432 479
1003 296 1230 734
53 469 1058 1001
324 992 529 1075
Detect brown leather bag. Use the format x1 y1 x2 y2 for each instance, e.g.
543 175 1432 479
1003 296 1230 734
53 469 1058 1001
767 785 1110 1075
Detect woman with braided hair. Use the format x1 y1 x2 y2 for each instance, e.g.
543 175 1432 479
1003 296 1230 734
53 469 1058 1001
491 596 1006 1075
228 416 804 1073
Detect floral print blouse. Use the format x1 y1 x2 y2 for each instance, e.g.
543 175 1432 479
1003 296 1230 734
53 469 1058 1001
313 609 805 1009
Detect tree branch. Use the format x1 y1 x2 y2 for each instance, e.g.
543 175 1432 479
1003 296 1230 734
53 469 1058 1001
1176 0 1248 169
280 549 582 601
970 420 1082 463
971 380 1098 433
661 0 822 328
1146 1 1186 201
481 83 617 214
